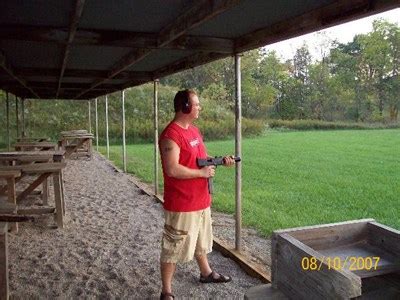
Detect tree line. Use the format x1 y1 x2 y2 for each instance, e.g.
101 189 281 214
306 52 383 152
164 19 399 123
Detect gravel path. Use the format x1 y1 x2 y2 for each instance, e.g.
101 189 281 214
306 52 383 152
8 153 264 299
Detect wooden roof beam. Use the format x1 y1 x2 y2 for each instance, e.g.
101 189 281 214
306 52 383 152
235 0 400 53
121 51 227 90
74 0 241 99
13 68 153 81
0 51 41 99
0 26 234 53
1 82 121 90
56 0 86 98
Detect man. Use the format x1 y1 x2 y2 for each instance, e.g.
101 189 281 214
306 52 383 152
159 89 236 299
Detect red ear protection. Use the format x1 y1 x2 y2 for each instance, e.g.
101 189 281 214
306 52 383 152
182 95 191 114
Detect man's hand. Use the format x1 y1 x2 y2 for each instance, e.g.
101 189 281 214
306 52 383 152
223 155 236 167
200 166 215 178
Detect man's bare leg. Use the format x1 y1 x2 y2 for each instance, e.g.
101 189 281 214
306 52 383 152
161 262 176 297
195 254 213 277
196 254 231 281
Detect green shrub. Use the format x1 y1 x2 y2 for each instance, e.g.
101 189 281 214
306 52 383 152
268 119 400 131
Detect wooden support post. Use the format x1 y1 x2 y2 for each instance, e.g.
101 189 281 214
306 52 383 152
95 98 98 151
15 95 19 138
121 90 127 172
0 223 9 300
6 177 18 233
235 54 242 251
42 177 49 206
21 98 25 137
88 100 91 134
53 172 64 228
153 79 159 195
105 95 109 158
6 92 10 151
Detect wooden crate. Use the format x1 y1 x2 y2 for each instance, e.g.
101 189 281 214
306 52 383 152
271 219 400 299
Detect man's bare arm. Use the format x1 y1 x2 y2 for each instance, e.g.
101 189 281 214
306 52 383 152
160 138 214 179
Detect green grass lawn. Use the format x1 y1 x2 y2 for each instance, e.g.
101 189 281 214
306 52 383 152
99 129 400 236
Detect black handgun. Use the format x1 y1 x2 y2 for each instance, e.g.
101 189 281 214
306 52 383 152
196 156 241 194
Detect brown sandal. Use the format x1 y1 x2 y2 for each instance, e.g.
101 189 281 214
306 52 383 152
160 292 175 299
199 270 232 283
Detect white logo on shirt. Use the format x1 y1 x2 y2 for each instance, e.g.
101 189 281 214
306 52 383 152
190 138 200 147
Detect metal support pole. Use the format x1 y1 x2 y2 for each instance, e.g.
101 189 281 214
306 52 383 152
95 98 98 151
21 98 25 137
121 90 127 172
105 95 110 158
15 96 19 138
6 92 10 151
88 100 92 134
235 54 242 251
153 79 159 195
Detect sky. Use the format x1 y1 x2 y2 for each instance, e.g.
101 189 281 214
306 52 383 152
263 8 400 61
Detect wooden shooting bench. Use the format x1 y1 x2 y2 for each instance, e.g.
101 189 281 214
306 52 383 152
0 161 66 229
246 219 400 299
0 151 66 216
58 130 93 159
14 142 58 152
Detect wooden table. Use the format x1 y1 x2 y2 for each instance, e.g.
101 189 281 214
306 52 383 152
59 133 93 159
14 142 58 152
0 162 66 229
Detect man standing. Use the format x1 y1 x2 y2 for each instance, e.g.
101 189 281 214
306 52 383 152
159 90 235 299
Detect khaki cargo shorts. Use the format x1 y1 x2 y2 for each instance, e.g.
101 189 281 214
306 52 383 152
160 207 213 263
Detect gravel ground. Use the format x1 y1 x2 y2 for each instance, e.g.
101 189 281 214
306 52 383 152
7 153 270 299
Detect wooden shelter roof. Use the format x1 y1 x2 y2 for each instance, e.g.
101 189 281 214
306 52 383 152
0 0 398 100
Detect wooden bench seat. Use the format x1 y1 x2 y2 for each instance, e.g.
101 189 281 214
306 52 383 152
0 163 66 173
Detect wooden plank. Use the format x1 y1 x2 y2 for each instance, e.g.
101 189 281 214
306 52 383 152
19 162 66 173
14 142 57 148
368 221 400 256
42 177 48 205
56 0 86 98
6 177 18 233
0 151 65 157
319 241 400 278
17 207 55 215
213 237 271 283
273 233 361 299
17 173 51 202
0 214 35 222
14 67 152 81
53 173 64 228
0 223 8 300
1 26 234 53
0 202 16 214
273 219 374 250
0 170 21 178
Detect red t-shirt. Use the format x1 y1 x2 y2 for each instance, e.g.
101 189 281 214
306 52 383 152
159 122 211 212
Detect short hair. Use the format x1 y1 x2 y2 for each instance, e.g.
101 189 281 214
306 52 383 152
173 89 197 113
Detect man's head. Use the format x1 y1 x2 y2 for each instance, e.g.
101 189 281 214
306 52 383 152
173 89 200 119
